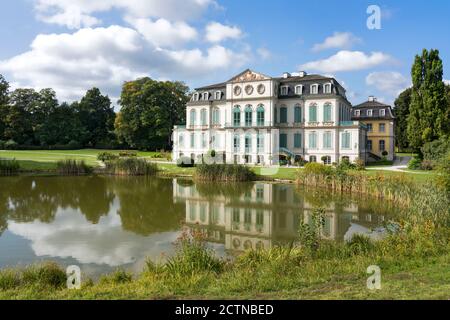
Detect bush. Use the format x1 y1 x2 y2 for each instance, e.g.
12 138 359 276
195 164 256 182
177 156 194 168
420 159 434 170
421 136 450 161
354 158 365 170
382 150 388 157
336 158 356 171
67 140 81 149
119 151 137 158
0 140 5 150
100 269 133 285
346 234 374 256
0 159 20 175
162 228 225 277
408 156 422 170
21 262 67 289
97 152 119 163
56 159 92 175
105 158 157 176
5 139 18 150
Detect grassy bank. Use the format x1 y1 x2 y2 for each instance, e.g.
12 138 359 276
105 158 158 176
195 164 256 182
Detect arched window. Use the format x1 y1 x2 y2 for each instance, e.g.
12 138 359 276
323 103 332 122
190 109 196 126
200 108 207 126
309 155 317 163
245 105 253 127
233 106 241 127
257 105 265 126
294 104 302 123
309 103 317 122
212 108 220 125
279 105 288 123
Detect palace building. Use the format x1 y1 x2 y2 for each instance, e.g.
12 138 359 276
172 69 368 166
352 97 395 161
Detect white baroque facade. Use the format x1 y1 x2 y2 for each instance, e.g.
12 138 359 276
172 69 367 165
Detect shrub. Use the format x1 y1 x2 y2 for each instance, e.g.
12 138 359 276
382 150 389 157
336 158 356 171
0 270 21 290
195 164 256 182
177 156 194 168
408 156 422 170
163 228 225 277
0 140 5 150
56 159 92 175
5 139 18 150
354 157 365 170
100 269 133 285
421 136 450 161
105 158 157 176
21 262 67 289
346 234 374 256
420 159 434 170
67 140 81 149
119 151 137 158
436 151 450 193
0 159 20 175
97 151 119 163
151 153 163 158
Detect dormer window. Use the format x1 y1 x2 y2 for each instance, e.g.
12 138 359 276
380 109 386 116
367 109 373 117
324 83 332 94
215 91 222 100
355 110 361 117
295 85 304 95
192 93 199 101
202 92 209 101
281 86 289 96
310 84 319 94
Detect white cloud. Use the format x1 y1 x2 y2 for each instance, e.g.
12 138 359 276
312 32 361 52
257 47 272 60
0 26 248 103
366 71 410 95
205 22 243 43
126 17 198 48
444 79 450 85
300 51 393 73
34 0 216 29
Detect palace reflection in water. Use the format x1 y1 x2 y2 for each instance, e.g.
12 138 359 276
0 176 391 276
173 179 388 254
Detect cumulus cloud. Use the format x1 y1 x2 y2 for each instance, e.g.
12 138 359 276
34 0 216 29
366 71 410 95
300 50 393 73
126 17 198 48
0 26 248 103
257 48 272 60
205 22 243 43
444 79 450 85
312 32 361 52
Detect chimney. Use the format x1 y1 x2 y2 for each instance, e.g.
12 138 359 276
368 96 377 102
283 72 291 79
298 71 307 77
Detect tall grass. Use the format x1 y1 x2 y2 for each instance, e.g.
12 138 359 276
105 158 158 176
195 164 256 182
0 158 20 176
0 262 66 290
56 159 92 175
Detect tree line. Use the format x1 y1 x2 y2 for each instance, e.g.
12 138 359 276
0 75 188 150
394 49 450 160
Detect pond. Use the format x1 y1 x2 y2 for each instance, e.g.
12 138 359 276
0 176 395 278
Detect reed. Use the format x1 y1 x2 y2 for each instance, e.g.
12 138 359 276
0 158 20 176
195 164 256 182
56 159 92 175
105 158 158 176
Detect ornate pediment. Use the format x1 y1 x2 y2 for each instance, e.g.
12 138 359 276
229 69 271 83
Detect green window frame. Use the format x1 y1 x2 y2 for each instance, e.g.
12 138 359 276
190 109 196 125
279 133 287 148
323 132 332 149
245 105 252 126
280 106 288 123
200 109 207 126
323 103 332 122
309 104 317 122
294 133 302 148
233 106 241 127
294 105 302 123
257 105 265 126
309 132 317 149
341 132 351 149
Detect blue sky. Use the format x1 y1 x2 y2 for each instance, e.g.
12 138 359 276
0 0 449 108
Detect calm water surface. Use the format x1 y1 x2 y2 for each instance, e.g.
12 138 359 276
0 176 394 277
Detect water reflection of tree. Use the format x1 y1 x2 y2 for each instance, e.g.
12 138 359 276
112 177 184 236
0 176 114 226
